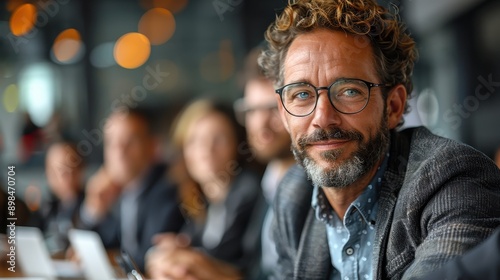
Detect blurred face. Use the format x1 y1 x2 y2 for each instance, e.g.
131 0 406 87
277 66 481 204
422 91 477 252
279 29 405 188
244 78 291 163
183 112 238 191
104 113 154 186
46 144 83 201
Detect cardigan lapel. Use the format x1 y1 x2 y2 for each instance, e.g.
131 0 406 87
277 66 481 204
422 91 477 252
372 128 413 280
295 208 331 279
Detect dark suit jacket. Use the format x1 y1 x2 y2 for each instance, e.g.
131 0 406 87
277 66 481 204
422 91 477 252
31 190 85 252
272 127 500 280
188 168 262 268
424 227 500 280
82 163 185 271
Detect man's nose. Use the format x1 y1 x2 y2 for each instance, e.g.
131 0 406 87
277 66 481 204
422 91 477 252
311 92 342 128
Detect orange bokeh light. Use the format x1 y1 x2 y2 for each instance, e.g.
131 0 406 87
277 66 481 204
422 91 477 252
139 8 176 46
53 28 83 63
114 32 151 69
9 3 37 36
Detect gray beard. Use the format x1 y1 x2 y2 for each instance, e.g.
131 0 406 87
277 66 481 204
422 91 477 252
292 117 389 189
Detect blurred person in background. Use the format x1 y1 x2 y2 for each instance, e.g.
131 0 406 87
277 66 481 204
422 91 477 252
41 112 65 145
76 107 185 271
32 140 86 255
234 45 296 279
147 99 262 280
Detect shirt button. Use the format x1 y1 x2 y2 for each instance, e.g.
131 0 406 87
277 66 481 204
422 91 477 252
346 247 354 255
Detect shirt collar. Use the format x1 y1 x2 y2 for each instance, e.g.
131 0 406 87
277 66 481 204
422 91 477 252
261 161 284 203
121 165 152 199
312 149 390 226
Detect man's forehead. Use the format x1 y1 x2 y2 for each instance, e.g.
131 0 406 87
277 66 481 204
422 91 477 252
104 113 147 134
283 30 375 81
287 31 369 60
295 28 369 46
244 79 276 103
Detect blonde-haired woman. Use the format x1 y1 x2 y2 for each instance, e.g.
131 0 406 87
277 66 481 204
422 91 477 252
148 99 262 280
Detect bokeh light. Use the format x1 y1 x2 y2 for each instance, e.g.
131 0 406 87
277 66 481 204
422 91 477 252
139 8 176 45
114 32 151 69
19 63 57 127
9 3 37 36
3 84 19 113
52 28 84 64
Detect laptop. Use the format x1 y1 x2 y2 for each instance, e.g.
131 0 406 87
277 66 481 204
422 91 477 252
16 226 84 280
67 229 117 280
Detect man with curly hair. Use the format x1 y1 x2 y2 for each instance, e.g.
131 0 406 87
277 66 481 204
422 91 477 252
258 0 500 279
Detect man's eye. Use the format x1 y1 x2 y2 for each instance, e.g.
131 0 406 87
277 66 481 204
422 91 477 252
293 91 311 100
342 88 362 97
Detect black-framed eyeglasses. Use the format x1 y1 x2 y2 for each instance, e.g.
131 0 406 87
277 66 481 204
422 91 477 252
233 98 279 126
275 78 392 117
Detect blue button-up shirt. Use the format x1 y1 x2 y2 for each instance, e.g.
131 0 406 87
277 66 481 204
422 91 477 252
312 151 389 280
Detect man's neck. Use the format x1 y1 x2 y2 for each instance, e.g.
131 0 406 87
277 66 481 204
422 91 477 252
262 156 297 203
322 157 383 220
122 165 151 192
204 179 231 204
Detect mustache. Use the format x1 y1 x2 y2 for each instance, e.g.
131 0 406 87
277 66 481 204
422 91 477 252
297 127 363 149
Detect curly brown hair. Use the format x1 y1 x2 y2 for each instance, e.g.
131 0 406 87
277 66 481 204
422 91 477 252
259 0 418 114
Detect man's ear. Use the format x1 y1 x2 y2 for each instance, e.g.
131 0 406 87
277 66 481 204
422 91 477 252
276 94 291 133
386 84 407 129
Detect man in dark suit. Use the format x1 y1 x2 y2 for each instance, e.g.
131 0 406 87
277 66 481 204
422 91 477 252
36 141 86 254
77 108 185 271
257 0 500 279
